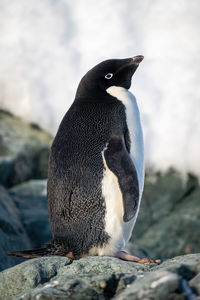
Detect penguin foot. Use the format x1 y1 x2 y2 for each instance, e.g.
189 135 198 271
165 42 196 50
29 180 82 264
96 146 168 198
65 251 75 259
137 257 161 264
115 251 161 264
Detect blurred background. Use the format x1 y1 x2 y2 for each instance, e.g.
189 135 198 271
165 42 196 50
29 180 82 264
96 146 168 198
0 0 200 271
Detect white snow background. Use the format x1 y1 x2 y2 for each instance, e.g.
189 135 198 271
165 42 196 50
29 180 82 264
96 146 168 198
0 0 199 175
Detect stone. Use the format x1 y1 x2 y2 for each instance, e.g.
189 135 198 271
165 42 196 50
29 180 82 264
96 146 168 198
9 179 51 248
0 109 52 188
115 270 181 300
10 179 47 196
0 185 31 271
1 180 51 271
131 169 200 259
0 253 199 300
0 257 71 300
190 273 200 295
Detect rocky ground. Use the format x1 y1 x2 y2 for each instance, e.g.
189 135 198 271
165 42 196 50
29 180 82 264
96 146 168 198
0 109 200 299
0 254 200 299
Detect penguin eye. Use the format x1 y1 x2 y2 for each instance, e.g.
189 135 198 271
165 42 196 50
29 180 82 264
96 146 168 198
105 73 113 79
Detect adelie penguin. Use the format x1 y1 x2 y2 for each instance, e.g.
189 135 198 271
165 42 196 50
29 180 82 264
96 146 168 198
8 55 160 263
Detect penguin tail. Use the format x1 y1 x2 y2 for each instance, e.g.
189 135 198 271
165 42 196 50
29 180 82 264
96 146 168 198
7 240 75 259
6 247 50 259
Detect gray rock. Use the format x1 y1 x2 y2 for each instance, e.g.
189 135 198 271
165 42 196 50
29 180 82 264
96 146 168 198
132 169 200 259
9 180 51 249
0 109 52 187
10 180 47 196
0 253 199 300
9 179 51 248
115 270 181 300
0 185 31 271
190 273 200 295
11 192 51 249
1 180 51 271
0 257 71 300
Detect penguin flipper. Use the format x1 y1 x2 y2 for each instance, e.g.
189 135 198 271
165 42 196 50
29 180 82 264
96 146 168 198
104 136 139 222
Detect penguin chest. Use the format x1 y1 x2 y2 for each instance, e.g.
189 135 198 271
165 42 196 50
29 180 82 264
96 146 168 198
91 86 144 257
89 162 125 257
101 160 125 253
106 86 145 198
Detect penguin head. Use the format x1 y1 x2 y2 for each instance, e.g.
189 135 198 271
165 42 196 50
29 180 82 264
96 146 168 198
76 55 144 99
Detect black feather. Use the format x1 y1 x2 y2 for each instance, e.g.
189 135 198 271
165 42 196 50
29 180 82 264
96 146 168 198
6 247 50 258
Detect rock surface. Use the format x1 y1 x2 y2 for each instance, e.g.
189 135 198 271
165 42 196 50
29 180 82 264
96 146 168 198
10 179 47 196
0 185 31 271
0 109 52 187
132 169 200 259
10 180 51 249
0 254 199 300
0 180 51 271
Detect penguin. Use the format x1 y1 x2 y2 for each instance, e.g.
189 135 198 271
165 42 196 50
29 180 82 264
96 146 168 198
7 55 160 263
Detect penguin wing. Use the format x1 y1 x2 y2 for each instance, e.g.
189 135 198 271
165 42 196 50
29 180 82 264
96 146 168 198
104 137 139 222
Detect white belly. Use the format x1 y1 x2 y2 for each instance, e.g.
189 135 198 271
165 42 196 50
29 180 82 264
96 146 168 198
89 86 144 257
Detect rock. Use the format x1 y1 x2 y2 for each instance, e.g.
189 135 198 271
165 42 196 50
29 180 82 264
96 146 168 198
189 273 200 295
0 185 31 271
0 180 51 271
10 179 47 197
0 109 52 187
0 257 71 300
0 254 199 300
115 270 180 300
131 169 200 259
10 180 51 248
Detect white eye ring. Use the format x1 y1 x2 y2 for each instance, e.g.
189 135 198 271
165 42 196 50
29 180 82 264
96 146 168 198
105 73 113 79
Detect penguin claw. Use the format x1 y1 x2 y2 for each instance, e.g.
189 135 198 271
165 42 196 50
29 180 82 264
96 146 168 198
138 258 161 264
115 251 161 264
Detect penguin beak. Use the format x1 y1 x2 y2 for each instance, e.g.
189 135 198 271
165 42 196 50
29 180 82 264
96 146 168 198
124 55 144 87
112 55 144 89
131 55 144 65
